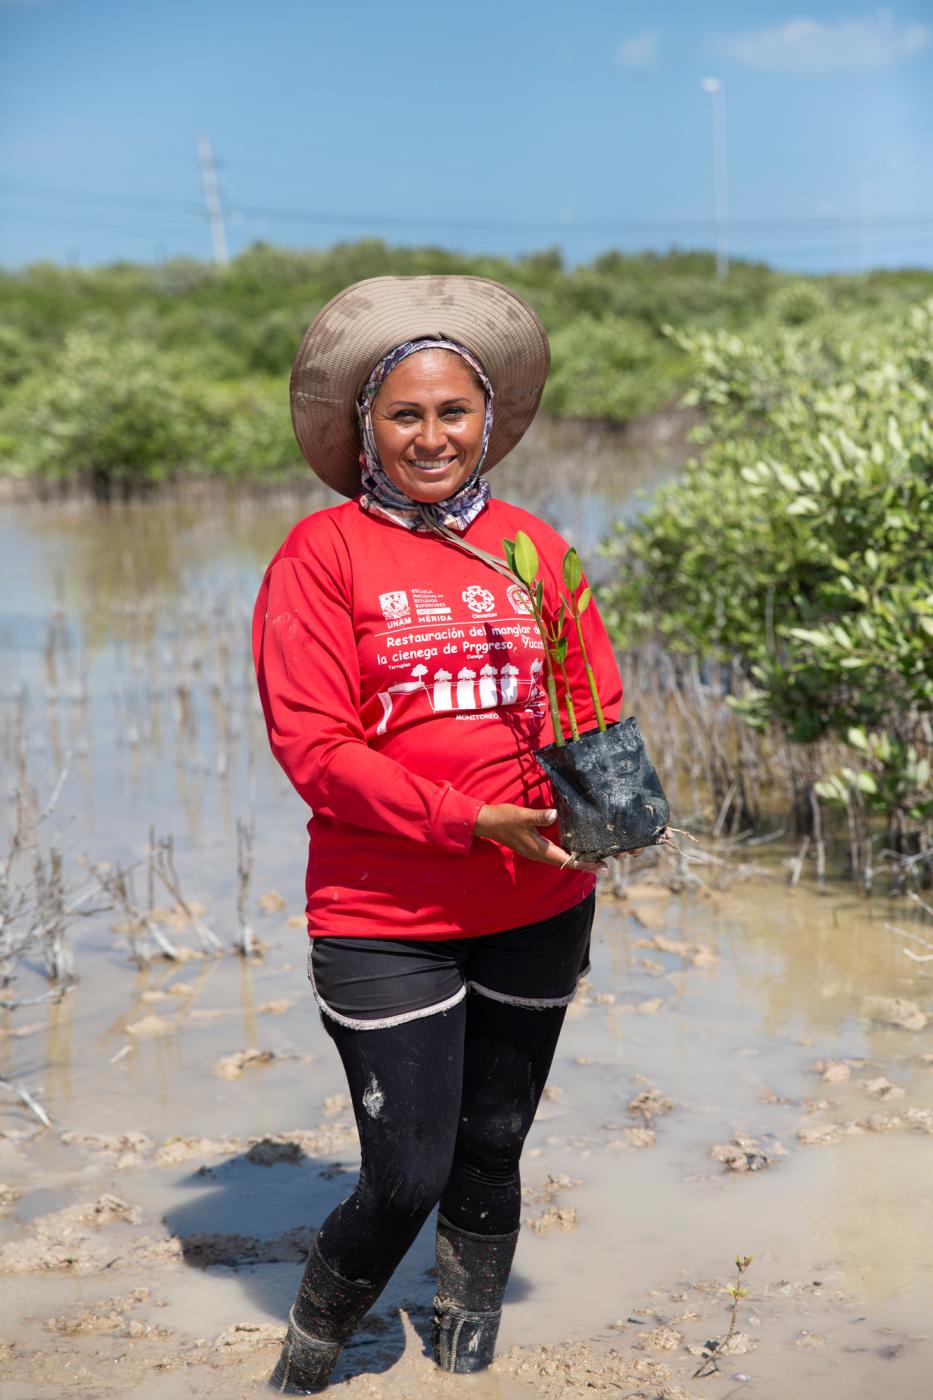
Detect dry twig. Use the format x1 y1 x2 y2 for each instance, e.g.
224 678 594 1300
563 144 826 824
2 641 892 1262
0 1076 52 1128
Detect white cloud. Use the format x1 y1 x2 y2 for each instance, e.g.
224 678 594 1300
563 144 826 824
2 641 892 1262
719 9 931 75
615 31 660 69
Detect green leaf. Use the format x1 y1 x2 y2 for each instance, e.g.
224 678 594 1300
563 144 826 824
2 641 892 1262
578 587 592 613
772 462 800 492
788 627 832 648
857 771 878 795
513 530 539 587
535 579 543 612
562 547 583 593
847 727 868 752
502 537 516 573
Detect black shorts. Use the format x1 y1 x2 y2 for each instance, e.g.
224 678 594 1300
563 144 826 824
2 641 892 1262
308 893 595 1031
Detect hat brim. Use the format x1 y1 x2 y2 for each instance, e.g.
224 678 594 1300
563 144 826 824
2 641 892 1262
290 275 550 497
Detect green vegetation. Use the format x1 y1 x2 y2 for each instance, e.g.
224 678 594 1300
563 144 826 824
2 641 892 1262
601 298 933 871
1 240 930 493
3 239 930 876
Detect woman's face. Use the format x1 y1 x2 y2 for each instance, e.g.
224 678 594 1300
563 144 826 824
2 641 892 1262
371 349 486 503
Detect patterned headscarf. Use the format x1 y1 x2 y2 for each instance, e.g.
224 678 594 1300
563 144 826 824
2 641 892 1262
356 338 494 533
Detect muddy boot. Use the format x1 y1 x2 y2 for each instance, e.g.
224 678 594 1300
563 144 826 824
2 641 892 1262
269 1238 387 1394
432 1214 520 1374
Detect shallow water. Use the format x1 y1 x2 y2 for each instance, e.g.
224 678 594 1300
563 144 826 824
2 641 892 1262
0 426 931 1398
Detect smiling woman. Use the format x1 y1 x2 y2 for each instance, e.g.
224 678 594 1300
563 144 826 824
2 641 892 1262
253 275 633 1395
371 350 486 504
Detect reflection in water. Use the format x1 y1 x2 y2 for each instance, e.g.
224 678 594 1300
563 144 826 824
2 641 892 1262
0 408 696 626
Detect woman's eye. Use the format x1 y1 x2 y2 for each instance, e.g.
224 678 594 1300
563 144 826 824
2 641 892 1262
393 410 418 421
443 407 466 418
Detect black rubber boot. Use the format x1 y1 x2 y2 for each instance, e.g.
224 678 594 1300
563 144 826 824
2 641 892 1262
432 1214 520 1374
269 1237 387 1394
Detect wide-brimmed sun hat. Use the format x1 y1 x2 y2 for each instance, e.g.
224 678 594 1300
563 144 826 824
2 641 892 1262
290 275 550 497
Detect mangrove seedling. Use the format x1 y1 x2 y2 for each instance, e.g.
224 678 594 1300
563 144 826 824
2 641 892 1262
561 546 606 732
503 528 671 860
692 1254 754 1379
504 531 614 745
503 530 567 747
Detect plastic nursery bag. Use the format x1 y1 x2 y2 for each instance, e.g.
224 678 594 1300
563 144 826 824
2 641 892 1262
535 716 670 861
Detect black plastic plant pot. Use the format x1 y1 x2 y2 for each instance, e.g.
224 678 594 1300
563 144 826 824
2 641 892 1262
534 716 670 861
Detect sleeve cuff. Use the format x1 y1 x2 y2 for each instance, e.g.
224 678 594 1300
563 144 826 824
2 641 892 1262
433 786 484 855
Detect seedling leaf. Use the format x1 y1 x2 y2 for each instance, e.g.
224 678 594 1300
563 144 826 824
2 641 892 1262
513 531 539 586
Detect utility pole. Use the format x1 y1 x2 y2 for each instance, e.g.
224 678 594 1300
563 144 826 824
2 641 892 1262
197 133 229 268
701 78 729 279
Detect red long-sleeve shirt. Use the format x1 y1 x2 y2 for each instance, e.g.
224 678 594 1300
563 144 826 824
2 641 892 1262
252 498 623 939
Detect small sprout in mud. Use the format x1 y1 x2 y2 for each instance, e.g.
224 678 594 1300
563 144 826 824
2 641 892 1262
692 1254 754 1379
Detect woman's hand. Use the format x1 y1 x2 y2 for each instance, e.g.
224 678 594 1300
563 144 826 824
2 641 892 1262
474 804 607 874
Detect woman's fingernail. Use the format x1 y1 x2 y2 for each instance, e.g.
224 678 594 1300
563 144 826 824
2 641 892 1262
546 810 557 823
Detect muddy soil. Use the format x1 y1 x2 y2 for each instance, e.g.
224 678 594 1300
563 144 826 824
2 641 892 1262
2 876 931 1399
1 473 931 1398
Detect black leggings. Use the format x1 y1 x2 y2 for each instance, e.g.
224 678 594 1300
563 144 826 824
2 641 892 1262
316 989 569 1286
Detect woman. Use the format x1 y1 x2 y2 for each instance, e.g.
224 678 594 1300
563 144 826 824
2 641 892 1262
253 275 634 1395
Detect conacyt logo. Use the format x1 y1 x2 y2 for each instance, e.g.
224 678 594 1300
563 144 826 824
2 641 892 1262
461 585 495 615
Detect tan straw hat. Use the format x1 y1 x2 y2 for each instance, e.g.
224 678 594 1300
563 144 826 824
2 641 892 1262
290 275 550 497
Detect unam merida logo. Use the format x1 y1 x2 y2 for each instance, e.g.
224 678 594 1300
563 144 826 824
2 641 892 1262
379 591 410 621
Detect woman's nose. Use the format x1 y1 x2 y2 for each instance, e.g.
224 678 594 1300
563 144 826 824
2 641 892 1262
415 414 446 453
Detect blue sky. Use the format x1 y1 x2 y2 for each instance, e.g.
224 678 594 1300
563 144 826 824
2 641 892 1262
1 1 931 272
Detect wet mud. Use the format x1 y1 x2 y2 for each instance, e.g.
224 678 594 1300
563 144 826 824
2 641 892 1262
2 876 931 1399
1 483 931 1398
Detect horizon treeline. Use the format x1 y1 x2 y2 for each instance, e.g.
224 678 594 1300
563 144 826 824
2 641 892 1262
1 239 932 492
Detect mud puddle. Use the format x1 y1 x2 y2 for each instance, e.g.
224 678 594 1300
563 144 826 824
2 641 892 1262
1 474 931 1397
2 874 931 1398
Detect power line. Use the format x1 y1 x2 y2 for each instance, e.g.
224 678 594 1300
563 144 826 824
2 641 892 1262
0 177 205 214
2 176 932 238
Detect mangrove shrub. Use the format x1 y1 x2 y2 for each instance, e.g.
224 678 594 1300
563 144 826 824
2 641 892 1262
600 300 933 851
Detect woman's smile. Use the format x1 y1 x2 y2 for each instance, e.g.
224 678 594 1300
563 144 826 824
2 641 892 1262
408 454 455 471
371 349 486 503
